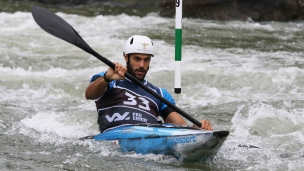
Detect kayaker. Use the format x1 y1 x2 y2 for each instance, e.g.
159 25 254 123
85 35 213 132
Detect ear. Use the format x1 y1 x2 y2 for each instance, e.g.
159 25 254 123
124 53 128 62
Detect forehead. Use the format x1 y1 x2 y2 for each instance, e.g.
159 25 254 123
129 53 152 59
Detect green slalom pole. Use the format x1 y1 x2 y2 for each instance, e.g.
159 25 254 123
175 0 182 94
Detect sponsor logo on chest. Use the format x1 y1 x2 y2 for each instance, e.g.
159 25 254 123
105 112 148 123
105 112 130 122
133 112 147 122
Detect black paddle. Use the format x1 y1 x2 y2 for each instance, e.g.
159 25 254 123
31 6 203 128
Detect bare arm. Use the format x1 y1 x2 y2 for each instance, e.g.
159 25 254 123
85 76 109 100
164 112 187 125
85 62 127 100
165 112 213 130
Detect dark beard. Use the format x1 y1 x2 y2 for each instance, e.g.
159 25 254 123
126 62 149 82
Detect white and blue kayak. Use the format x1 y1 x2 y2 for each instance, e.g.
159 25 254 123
85 123 229 161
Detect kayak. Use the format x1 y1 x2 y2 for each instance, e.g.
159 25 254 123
89 123 229 161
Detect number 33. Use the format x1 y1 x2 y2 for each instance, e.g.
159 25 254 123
123 92 150 111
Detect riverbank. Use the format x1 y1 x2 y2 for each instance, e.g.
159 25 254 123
160 0 304 22
3 0 304 21
0 0 161 17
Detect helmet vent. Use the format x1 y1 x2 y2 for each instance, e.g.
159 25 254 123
130 38 133 44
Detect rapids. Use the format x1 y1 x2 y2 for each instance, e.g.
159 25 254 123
1 3 304 171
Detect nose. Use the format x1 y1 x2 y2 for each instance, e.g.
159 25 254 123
139 59 145 67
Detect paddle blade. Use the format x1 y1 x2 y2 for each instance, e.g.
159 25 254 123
31 6 93 53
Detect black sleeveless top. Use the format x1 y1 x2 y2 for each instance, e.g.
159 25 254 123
91 73 175 132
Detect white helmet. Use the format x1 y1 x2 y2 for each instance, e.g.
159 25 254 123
123 35 155 56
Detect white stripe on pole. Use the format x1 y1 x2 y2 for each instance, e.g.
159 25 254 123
175 0 182 94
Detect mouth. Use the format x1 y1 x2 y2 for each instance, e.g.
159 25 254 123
135 69 146 77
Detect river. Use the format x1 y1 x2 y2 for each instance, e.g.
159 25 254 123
1 1 304 171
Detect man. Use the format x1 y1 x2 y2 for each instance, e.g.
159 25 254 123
85 35 212 132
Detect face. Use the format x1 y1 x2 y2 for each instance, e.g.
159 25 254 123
124 53 151 81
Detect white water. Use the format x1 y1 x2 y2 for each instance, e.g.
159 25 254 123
1 11 304 170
